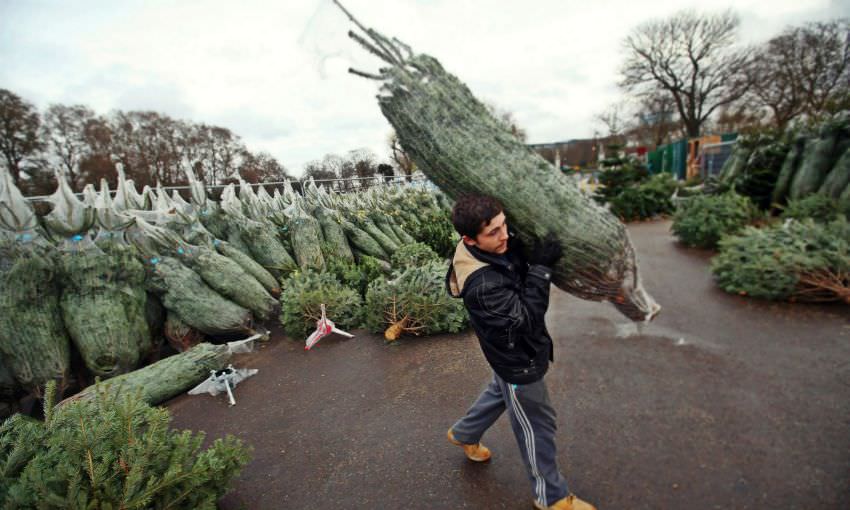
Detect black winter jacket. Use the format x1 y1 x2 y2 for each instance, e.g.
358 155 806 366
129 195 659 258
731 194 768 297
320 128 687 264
445 233 555 384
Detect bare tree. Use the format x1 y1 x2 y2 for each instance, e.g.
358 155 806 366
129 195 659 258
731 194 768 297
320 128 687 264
738 19 849 131
108 111 157 187
238 151 291 183
388 131 415 181
746 31 807 131
76 115 116 188
320 153 345 178
377 163 394 182
204 125 243 185
596 101 628 140
712 102 763 135
41 104 96 190
105 112 246 187
303 159 337 183
0 89 43 185
628 89 680 147
347 148 376 177
188 123 245 186
1 89 295 193
790 19 849 118
620 10 752 138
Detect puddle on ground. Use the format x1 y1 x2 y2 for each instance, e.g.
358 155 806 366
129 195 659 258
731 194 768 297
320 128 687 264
613 321 720 351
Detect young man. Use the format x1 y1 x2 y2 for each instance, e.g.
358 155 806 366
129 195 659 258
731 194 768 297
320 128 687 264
445 194 595 510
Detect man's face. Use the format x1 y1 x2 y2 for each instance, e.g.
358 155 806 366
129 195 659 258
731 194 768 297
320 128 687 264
463 211 509 254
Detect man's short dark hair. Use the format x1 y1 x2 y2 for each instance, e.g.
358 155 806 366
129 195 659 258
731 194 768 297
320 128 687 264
451 194 504 238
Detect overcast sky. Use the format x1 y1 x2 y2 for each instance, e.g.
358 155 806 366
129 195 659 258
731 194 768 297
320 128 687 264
1 0 847 177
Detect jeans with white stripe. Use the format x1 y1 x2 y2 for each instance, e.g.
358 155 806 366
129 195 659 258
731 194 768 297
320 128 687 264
451 373 570 507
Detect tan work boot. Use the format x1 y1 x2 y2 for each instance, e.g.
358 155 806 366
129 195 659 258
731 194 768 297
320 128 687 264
533 494 597 510
446 428 491 462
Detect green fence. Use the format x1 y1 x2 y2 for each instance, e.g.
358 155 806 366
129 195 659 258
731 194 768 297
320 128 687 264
648 139 686 179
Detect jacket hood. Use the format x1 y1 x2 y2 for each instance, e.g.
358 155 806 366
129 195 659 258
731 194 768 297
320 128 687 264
447 240 489 297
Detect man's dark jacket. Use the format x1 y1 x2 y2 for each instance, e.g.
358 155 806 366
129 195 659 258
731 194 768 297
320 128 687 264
445 232 554 385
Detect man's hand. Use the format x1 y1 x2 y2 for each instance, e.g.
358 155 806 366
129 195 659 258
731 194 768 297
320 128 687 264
529 233 563 267
508 230 525 254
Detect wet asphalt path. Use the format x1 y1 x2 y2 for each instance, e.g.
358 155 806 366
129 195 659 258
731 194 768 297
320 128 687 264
167 219 850 509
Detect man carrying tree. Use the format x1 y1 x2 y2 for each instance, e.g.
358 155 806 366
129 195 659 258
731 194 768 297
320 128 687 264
445 194 595 510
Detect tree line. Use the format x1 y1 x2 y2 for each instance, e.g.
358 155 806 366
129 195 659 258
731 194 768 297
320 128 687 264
603 14 848 145
0 92 413 197
301 148 397 192
0 93 306 196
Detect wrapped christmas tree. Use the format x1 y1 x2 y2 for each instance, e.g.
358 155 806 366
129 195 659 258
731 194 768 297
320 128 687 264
134 219 278 320
141 256 253 336
339 3 659 321
0 169 71 393
68 342 233 405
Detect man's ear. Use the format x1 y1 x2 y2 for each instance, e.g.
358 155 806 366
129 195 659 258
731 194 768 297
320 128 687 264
462 235 477 246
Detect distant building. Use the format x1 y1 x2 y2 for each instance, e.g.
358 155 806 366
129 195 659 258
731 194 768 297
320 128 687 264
527 138 601 170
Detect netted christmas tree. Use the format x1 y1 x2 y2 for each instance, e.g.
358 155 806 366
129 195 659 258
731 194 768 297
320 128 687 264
314 206 355 264
731 134 790 210
287 199 326 271
134 219 279 321
340 4 659 320
0 235 71 395
141 256 254 336
0 169 71 395
55 237 146 378
789 116 850 200
69 342 232 405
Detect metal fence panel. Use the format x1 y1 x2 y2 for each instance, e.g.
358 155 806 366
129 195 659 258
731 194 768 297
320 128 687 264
700 141 736 179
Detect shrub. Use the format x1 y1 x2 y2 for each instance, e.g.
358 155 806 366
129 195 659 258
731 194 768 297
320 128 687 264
711 217 850 303
390 242 440 270
364 261 468 340
279 270 363 338
671 192 758 249
683 175 703 187
781 194 850 223
325 255 387 297
0 381 250 509
593 161 649 204
609 173 677 221
403 207 457 258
